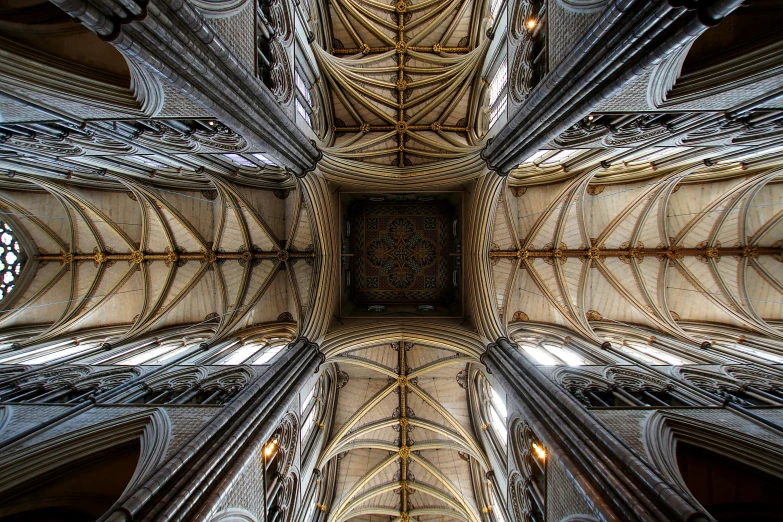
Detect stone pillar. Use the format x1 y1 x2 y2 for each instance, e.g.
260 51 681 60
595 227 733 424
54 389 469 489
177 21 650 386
104 337 323 522
484 337 709 522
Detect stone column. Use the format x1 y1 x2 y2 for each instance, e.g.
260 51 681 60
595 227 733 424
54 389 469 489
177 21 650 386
484 337 709 522
104 337 323 522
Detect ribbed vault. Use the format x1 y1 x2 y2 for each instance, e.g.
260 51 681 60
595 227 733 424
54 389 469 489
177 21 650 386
489 164 783 344
315 0 491 171
0 175 316 346
318 324 488 522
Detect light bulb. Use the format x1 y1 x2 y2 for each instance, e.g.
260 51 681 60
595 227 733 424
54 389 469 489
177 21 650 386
532 442 546 460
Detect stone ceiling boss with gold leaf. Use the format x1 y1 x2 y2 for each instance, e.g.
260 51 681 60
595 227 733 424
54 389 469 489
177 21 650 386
1 0 783 522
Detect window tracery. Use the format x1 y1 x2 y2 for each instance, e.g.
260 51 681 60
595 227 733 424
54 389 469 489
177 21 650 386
264 413 299 522
521 339 588 366
477 373 509 454
678 367 783 407
0 221 24 302
509 420 546 522
489 58 508 128
559 367 696 408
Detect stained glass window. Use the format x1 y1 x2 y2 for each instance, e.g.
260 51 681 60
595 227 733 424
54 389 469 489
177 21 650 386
0 221 23 302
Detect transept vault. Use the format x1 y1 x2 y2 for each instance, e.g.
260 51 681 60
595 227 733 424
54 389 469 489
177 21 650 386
1 1 783 522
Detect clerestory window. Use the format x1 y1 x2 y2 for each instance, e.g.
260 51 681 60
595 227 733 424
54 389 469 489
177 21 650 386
295 70 313 128
488 59 507 128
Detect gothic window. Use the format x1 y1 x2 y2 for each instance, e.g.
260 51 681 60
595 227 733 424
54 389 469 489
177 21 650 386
252 153 277 166
223 153 257 168
490 0 503 22
487 381 508 449
217 339 288 365
725 343 783 364
617 340 691 366
489 58 508 128
11 342 99 365
129 155 166 169
300 383 318 443
522 341 587 366
113 338 207 366
488 486 508 522
0 221 24 302
295 69 313 128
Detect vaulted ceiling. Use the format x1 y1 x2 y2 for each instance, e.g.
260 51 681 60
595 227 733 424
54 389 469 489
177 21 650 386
0 175 316 346
316 0 489 170
320 324 487 522
490 163 783 345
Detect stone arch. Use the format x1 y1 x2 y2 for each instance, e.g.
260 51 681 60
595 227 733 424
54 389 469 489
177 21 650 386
0 408 171 520
208 508 260 522
648 2 783 108
643 410 783 519
191 0 251 18
556 0 608 14
0 1 154 118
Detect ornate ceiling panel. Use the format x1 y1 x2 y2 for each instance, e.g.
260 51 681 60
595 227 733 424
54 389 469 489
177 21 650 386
316 0 489 169
491 166 783 344
320 327 488 522
0 176 316 346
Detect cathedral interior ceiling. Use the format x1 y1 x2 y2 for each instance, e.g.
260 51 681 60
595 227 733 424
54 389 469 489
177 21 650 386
342 193 463 317
492 161 783 345
320 324 485 522
316 0 488 171
1 0 783 521
0 175 315 347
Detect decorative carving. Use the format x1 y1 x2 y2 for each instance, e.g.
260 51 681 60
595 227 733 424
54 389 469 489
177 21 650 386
337 370 349 388
456 369 468 389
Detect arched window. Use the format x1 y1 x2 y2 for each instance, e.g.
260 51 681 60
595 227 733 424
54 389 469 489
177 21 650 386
490 0 503 22
723 343 783 364
116 338 207 366
217 338 288 365
295 69 313 128
487 485 509 522
481 378 508 450
522 341 588 366
617 340 691 366
0 221 24 302
488 58 508 128
0 338 107 366
300 383 318 444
